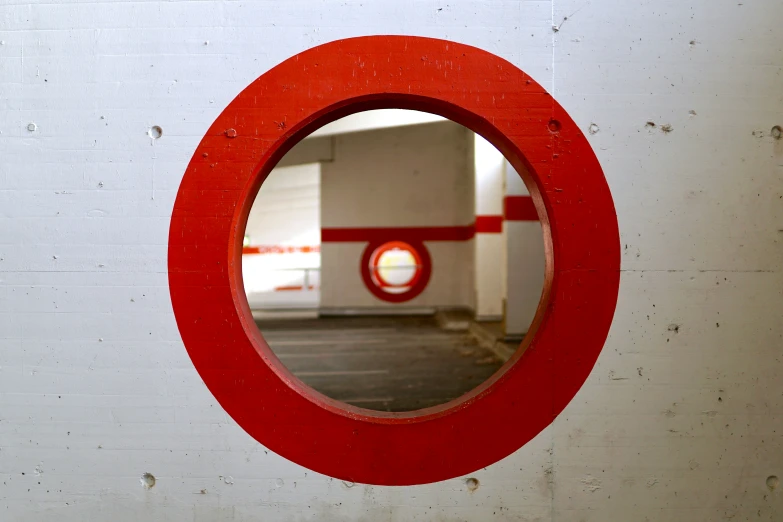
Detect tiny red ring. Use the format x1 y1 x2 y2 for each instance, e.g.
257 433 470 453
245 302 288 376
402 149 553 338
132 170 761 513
369 240 423 288
361 240 431 303
168 36 620 486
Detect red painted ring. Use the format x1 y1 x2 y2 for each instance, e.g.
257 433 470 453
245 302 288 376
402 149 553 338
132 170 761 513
168 36 620 485
362 240 431 303
370 241 424 288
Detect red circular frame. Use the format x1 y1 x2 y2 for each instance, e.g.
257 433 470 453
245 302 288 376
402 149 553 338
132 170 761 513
168 36 620 486
370 241 423 288
361 240 431 303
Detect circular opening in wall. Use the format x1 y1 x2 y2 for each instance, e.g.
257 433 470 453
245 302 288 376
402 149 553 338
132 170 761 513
240 108 546 413
169 36 620 485
369 241 422 293
360 239 432 303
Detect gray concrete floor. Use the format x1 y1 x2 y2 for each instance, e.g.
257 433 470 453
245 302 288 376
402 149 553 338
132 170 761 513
255 315 504 412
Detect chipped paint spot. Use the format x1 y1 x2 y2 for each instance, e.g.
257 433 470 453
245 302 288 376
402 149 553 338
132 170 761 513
580 475 602 493
465 477 480 492
140 473 156 489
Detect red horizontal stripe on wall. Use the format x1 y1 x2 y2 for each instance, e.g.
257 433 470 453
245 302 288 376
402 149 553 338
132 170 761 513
274 285 318 291
504 196 539 221
474 215 503 233
321 225 476 243
243 245 321 255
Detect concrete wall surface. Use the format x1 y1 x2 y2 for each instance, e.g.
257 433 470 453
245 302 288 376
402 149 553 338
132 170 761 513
1 1 782 521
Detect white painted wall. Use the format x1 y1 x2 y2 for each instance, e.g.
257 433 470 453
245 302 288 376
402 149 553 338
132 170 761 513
242 163 320 309
504 160 546 337
244 164 320 250
1 1 782 521
320 120 475 311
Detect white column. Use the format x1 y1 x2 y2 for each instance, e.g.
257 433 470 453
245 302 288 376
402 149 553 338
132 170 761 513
473 134 506 321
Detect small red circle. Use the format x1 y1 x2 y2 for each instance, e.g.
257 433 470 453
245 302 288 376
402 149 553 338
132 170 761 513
168 36 620 486
361 240 431 303
370 242 421 289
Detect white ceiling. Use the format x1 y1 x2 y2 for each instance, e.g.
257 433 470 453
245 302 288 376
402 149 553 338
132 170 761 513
307 109 445 138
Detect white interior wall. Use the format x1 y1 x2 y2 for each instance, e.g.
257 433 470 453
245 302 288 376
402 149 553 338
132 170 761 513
244 164 320 249
319 241 474 312
320 120 475 310
1 1 781 520
504 160 546 336
320 121 474 229
242 163 320 309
